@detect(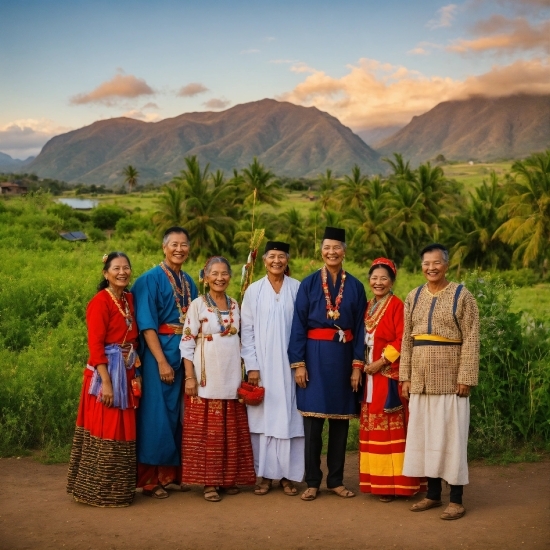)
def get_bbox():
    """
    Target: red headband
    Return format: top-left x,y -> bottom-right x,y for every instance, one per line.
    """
371,257 -> 396,275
